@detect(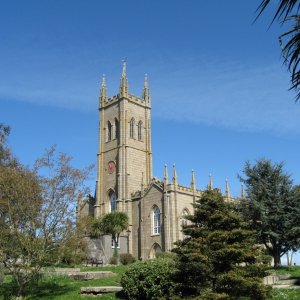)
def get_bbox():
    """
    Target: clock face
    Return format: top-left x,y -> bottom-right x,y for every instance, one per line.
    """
107,161 -> 116,174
